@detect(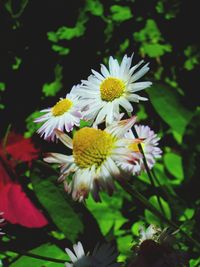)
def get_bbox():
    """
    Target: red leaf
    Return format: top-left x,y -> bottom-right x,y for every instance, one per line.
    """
1,132 -> 39,165
0,182 -> 48,228
0,161 -> 48,228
